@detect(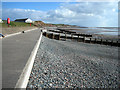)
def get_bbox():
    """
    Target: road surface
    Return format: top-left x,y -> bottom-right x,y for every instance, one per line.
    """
2,28 -> 41,88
